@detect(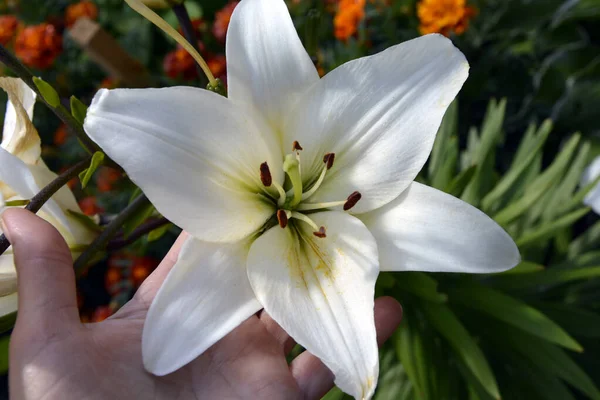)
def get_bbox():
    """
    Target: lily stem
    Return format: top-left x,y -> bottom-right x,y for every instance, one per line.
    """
0,44 -> 100,155
74,194 -> 151,275
172,3 -> 208,88
106,217 -> 170,251
0,156 -> 93,256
